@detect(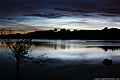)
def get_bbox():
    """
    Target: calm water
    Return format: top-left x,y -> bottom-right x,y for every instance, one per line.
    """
0,39 -> 120,80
